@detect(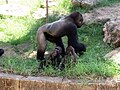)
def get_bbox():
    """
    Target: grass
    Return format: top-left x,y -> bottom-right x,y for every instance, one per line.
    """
0,23 -> 120,78
0,56 -> 39,75
96,0 -> 120,7
56,0 -> 120,14
0,0 -> 120,79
